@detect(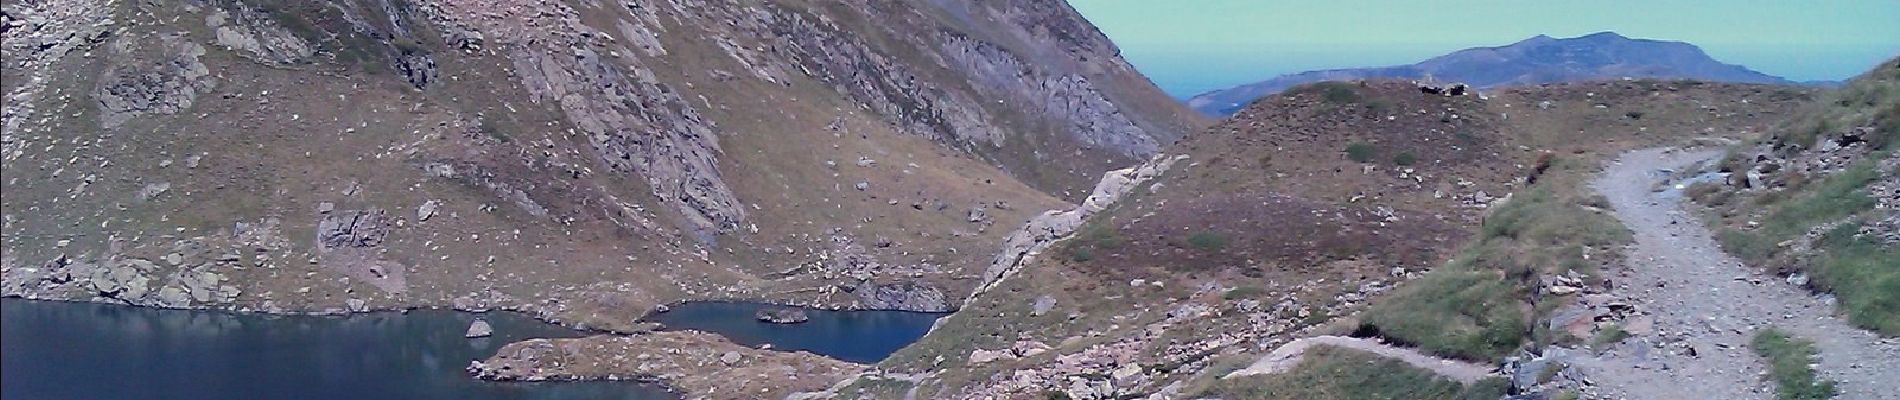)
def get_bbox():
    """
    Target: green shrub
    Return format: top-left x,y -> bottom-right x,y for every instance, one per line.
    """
1187,231 -> 1229,251
1393,151 -> 1418,166
1751,329 -> 1840,400
1345,143 -> 1377,163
